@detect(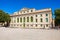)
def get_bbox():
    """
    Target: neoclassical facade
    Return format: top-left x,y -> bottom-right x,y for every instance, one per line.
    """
10,8 -> 54,29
